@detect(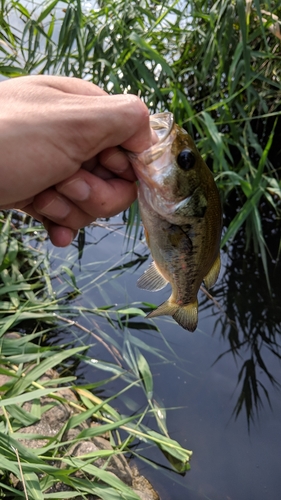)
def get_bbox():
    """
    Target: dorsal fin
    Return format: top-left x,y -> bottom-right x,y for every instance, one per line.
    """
137,261 -> 169,291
